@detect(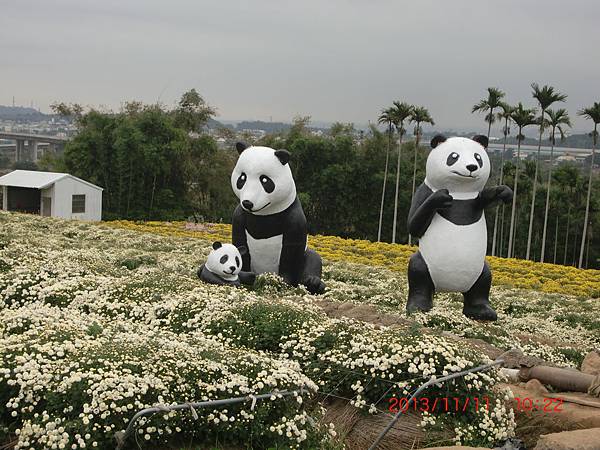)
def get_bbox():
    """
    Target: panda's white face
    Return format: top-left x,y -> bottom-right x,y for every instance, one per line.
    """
231,145 -> 297,216
205,242 -> 242,281
425,137 -> 490,195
